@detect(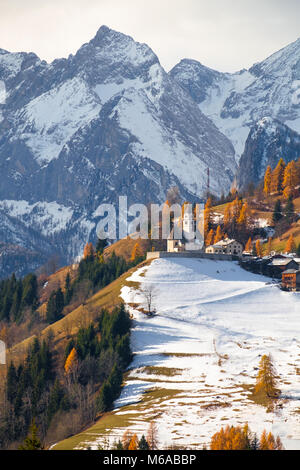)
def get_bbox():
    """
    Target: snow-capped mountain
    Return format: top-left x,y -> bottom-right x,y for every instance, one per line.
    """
2,27 -> 300,277
236,117 -> 300,190
0,26 -> 236,277
170,38 -> 300,163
